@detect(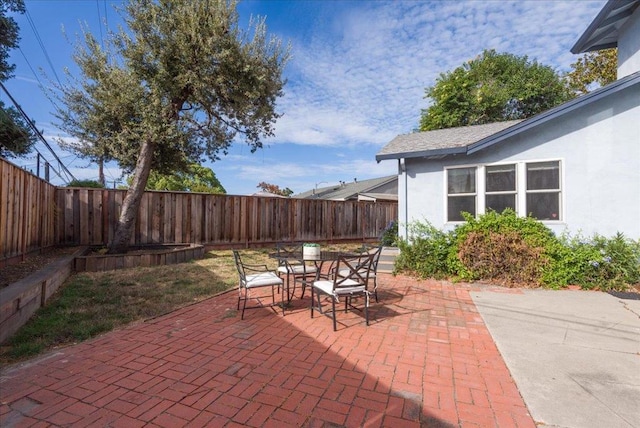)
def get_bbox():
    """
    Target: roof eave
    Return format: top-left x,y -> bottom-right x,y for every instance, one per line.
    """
571,0 -> 638,53
375,146 -> 466,162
